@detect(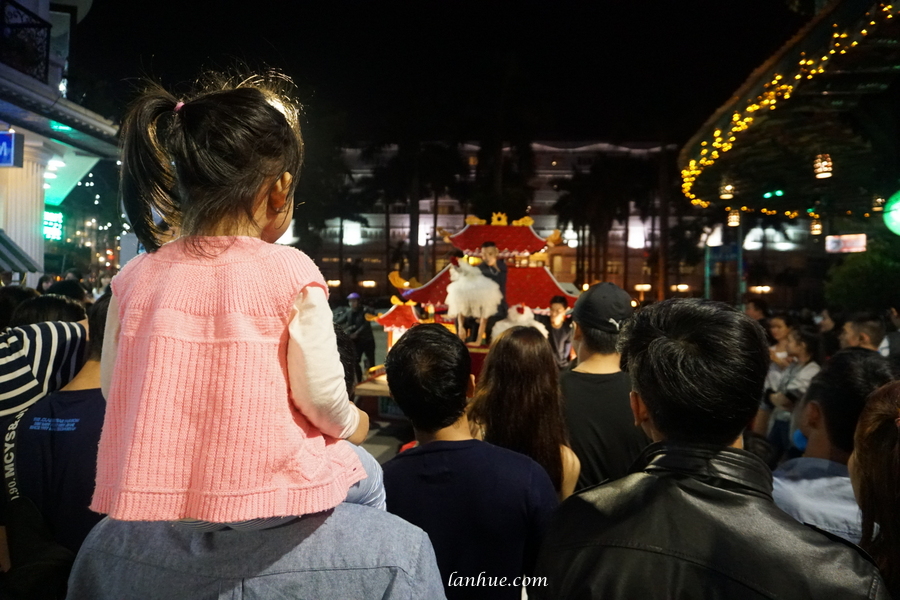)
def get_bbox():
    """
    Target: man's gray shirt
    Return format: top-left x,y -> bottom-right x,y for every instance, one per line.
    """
66,503 -> 446,600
